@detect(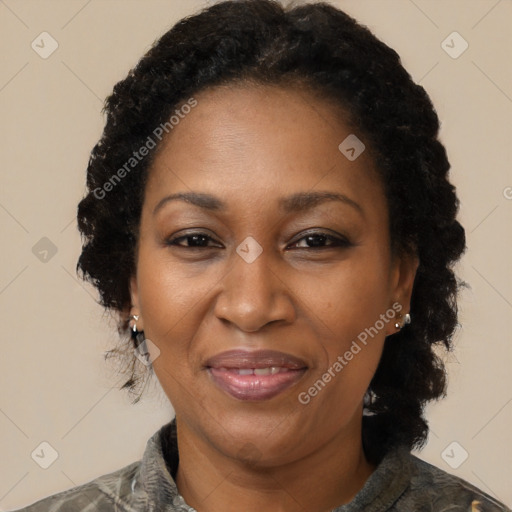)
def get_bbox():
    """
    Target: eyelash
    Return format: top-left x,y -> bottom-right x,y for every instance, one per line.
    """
165,231 -> 352,250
